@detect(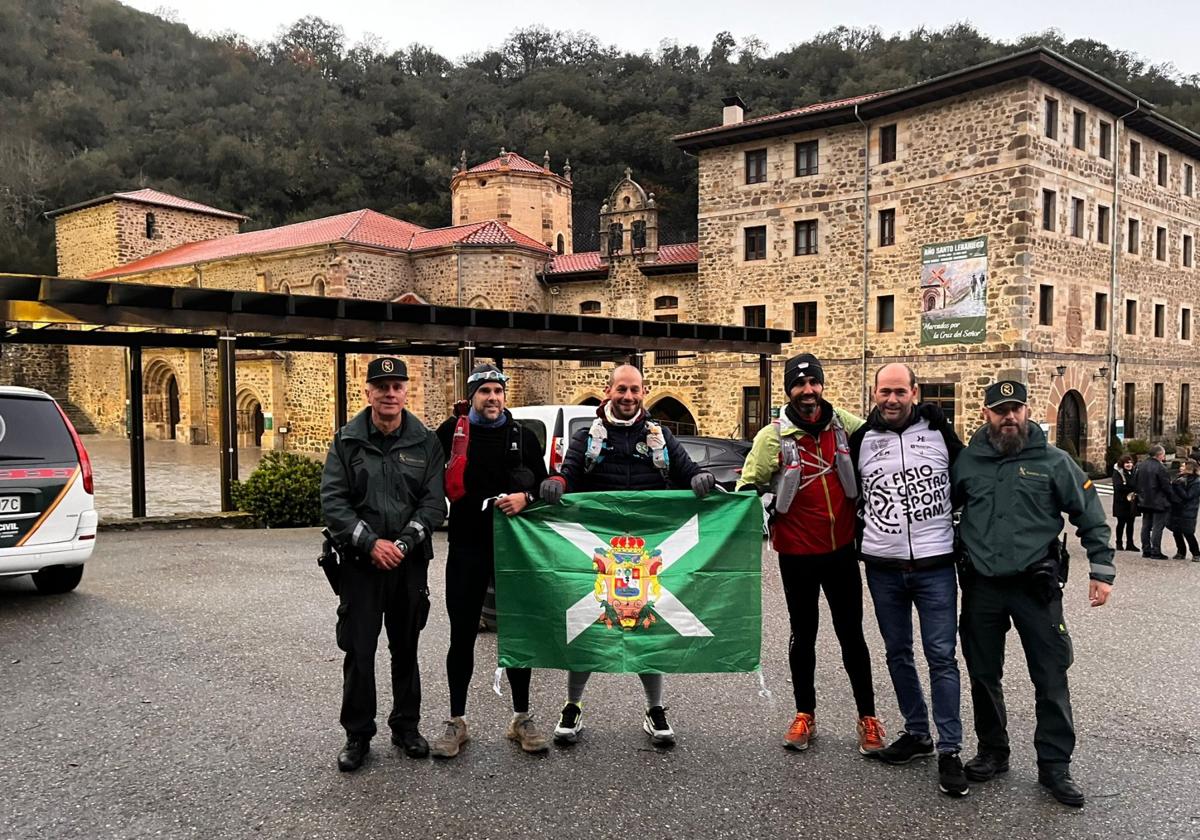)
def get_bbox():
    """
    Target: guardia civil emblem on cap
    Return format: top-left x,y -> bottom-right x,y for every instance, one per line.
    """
1000,382 -> 1014,397
382,359 -> 395,373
